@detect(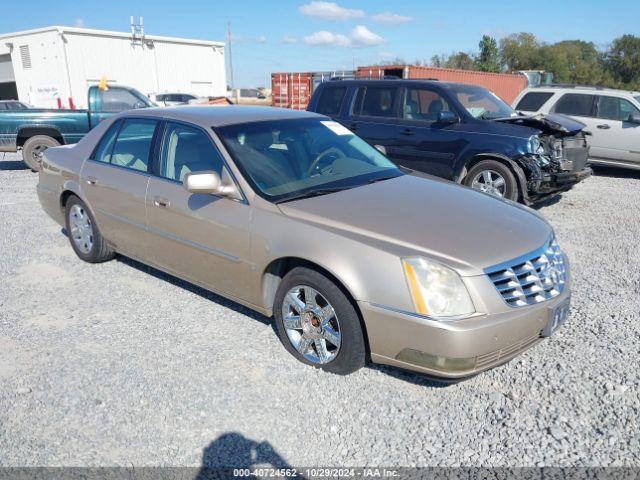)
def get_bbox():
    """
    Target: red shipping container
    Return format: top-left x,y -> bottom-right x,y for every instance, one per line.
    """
356,65 -> 526,104
271,72 -> 312,110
